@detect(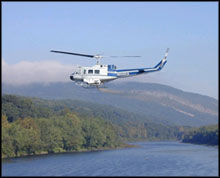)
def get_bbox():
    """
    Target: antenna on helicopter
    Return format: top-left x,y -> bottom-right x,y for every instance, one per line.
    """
50,50 -> 141,65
